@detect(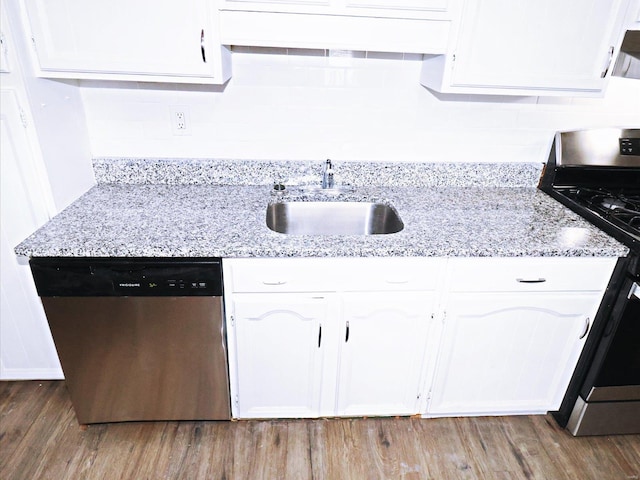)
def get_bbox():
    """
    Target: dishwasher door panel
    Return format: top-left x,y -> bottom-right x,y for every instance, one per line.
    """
42,296 -> 230,423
